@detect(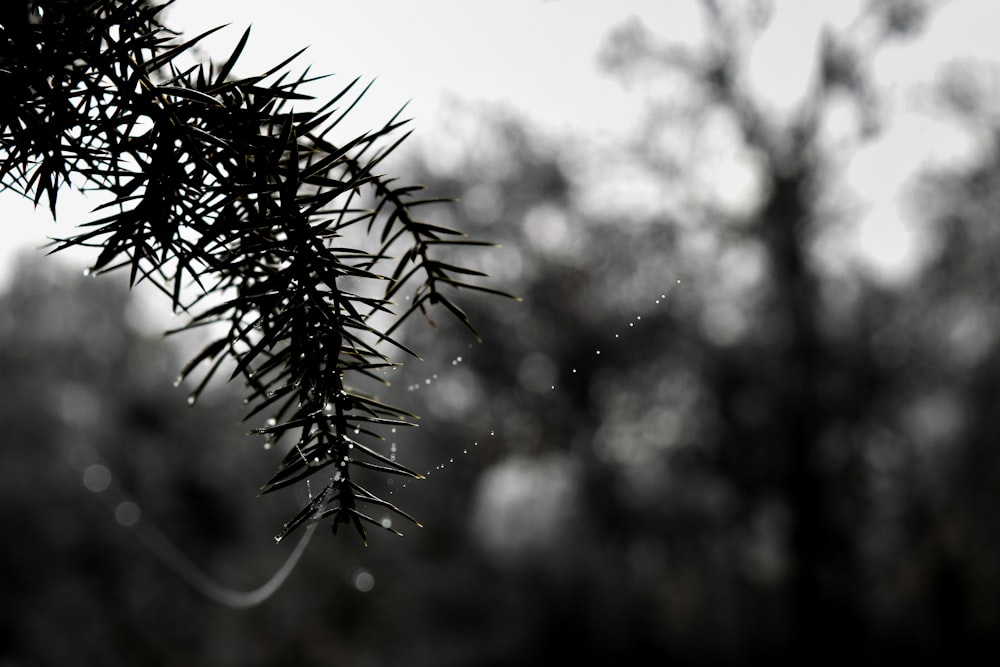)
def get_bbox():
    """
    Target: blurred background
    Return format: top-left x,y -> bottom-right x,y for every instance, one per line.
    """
4,0 -> 1000,664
